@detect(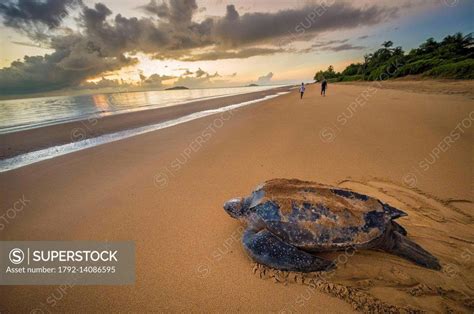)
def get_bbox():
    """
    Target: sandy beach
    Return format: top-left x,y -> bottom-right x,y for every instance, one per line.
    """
1,82 -> 473,312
